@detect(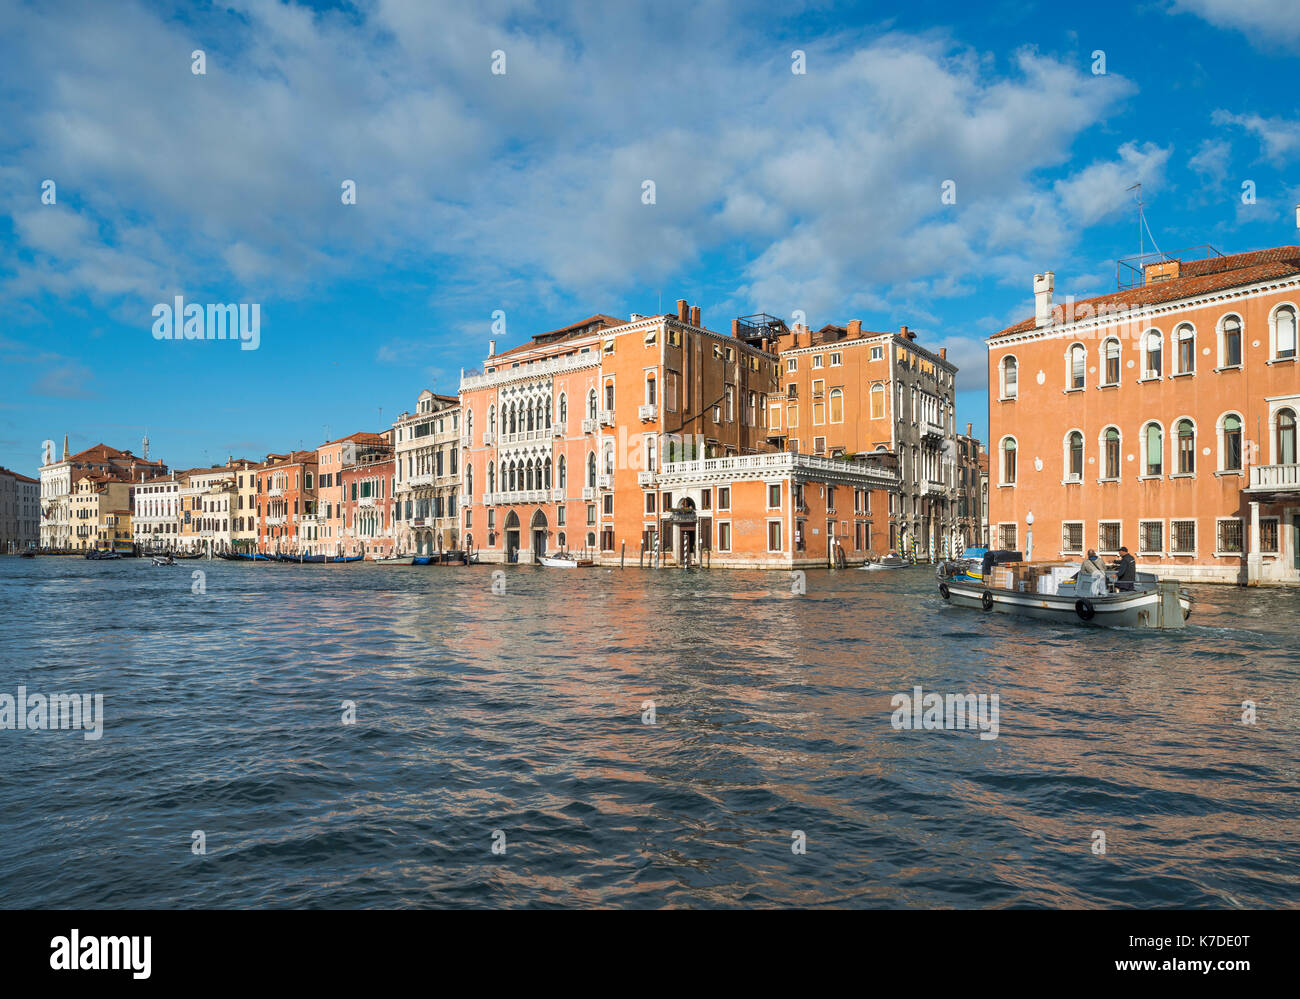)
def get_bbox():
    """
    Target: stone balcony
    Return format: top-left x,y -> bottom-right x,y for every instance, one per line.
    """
1247,463 -> 1300,493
